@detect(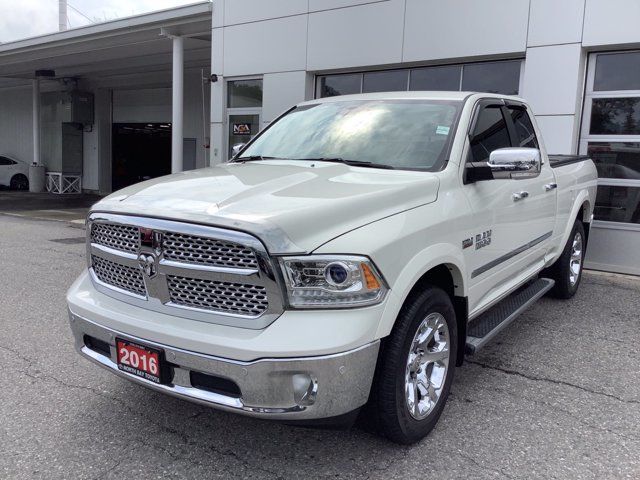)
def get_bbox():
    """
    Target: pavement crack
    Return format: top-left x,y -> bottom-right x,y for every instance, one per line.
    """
468,360 -> 640,405
4,355 -> 284,479
457,450 -> 514,479
490,383 -> 640,443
